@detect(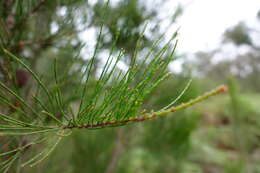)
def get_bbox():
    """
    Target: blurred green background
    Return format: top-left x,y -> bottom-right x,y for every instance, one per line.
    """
1,0 -> 260,172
